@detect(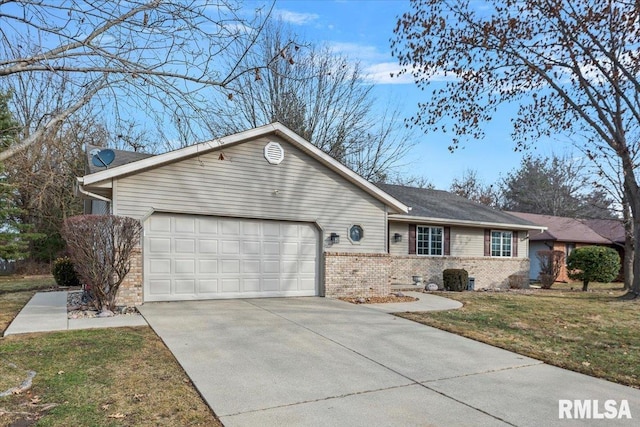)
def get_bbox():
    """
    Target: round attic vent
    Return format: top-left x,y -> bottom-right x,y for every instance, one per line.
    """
264,141 -> 285,165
